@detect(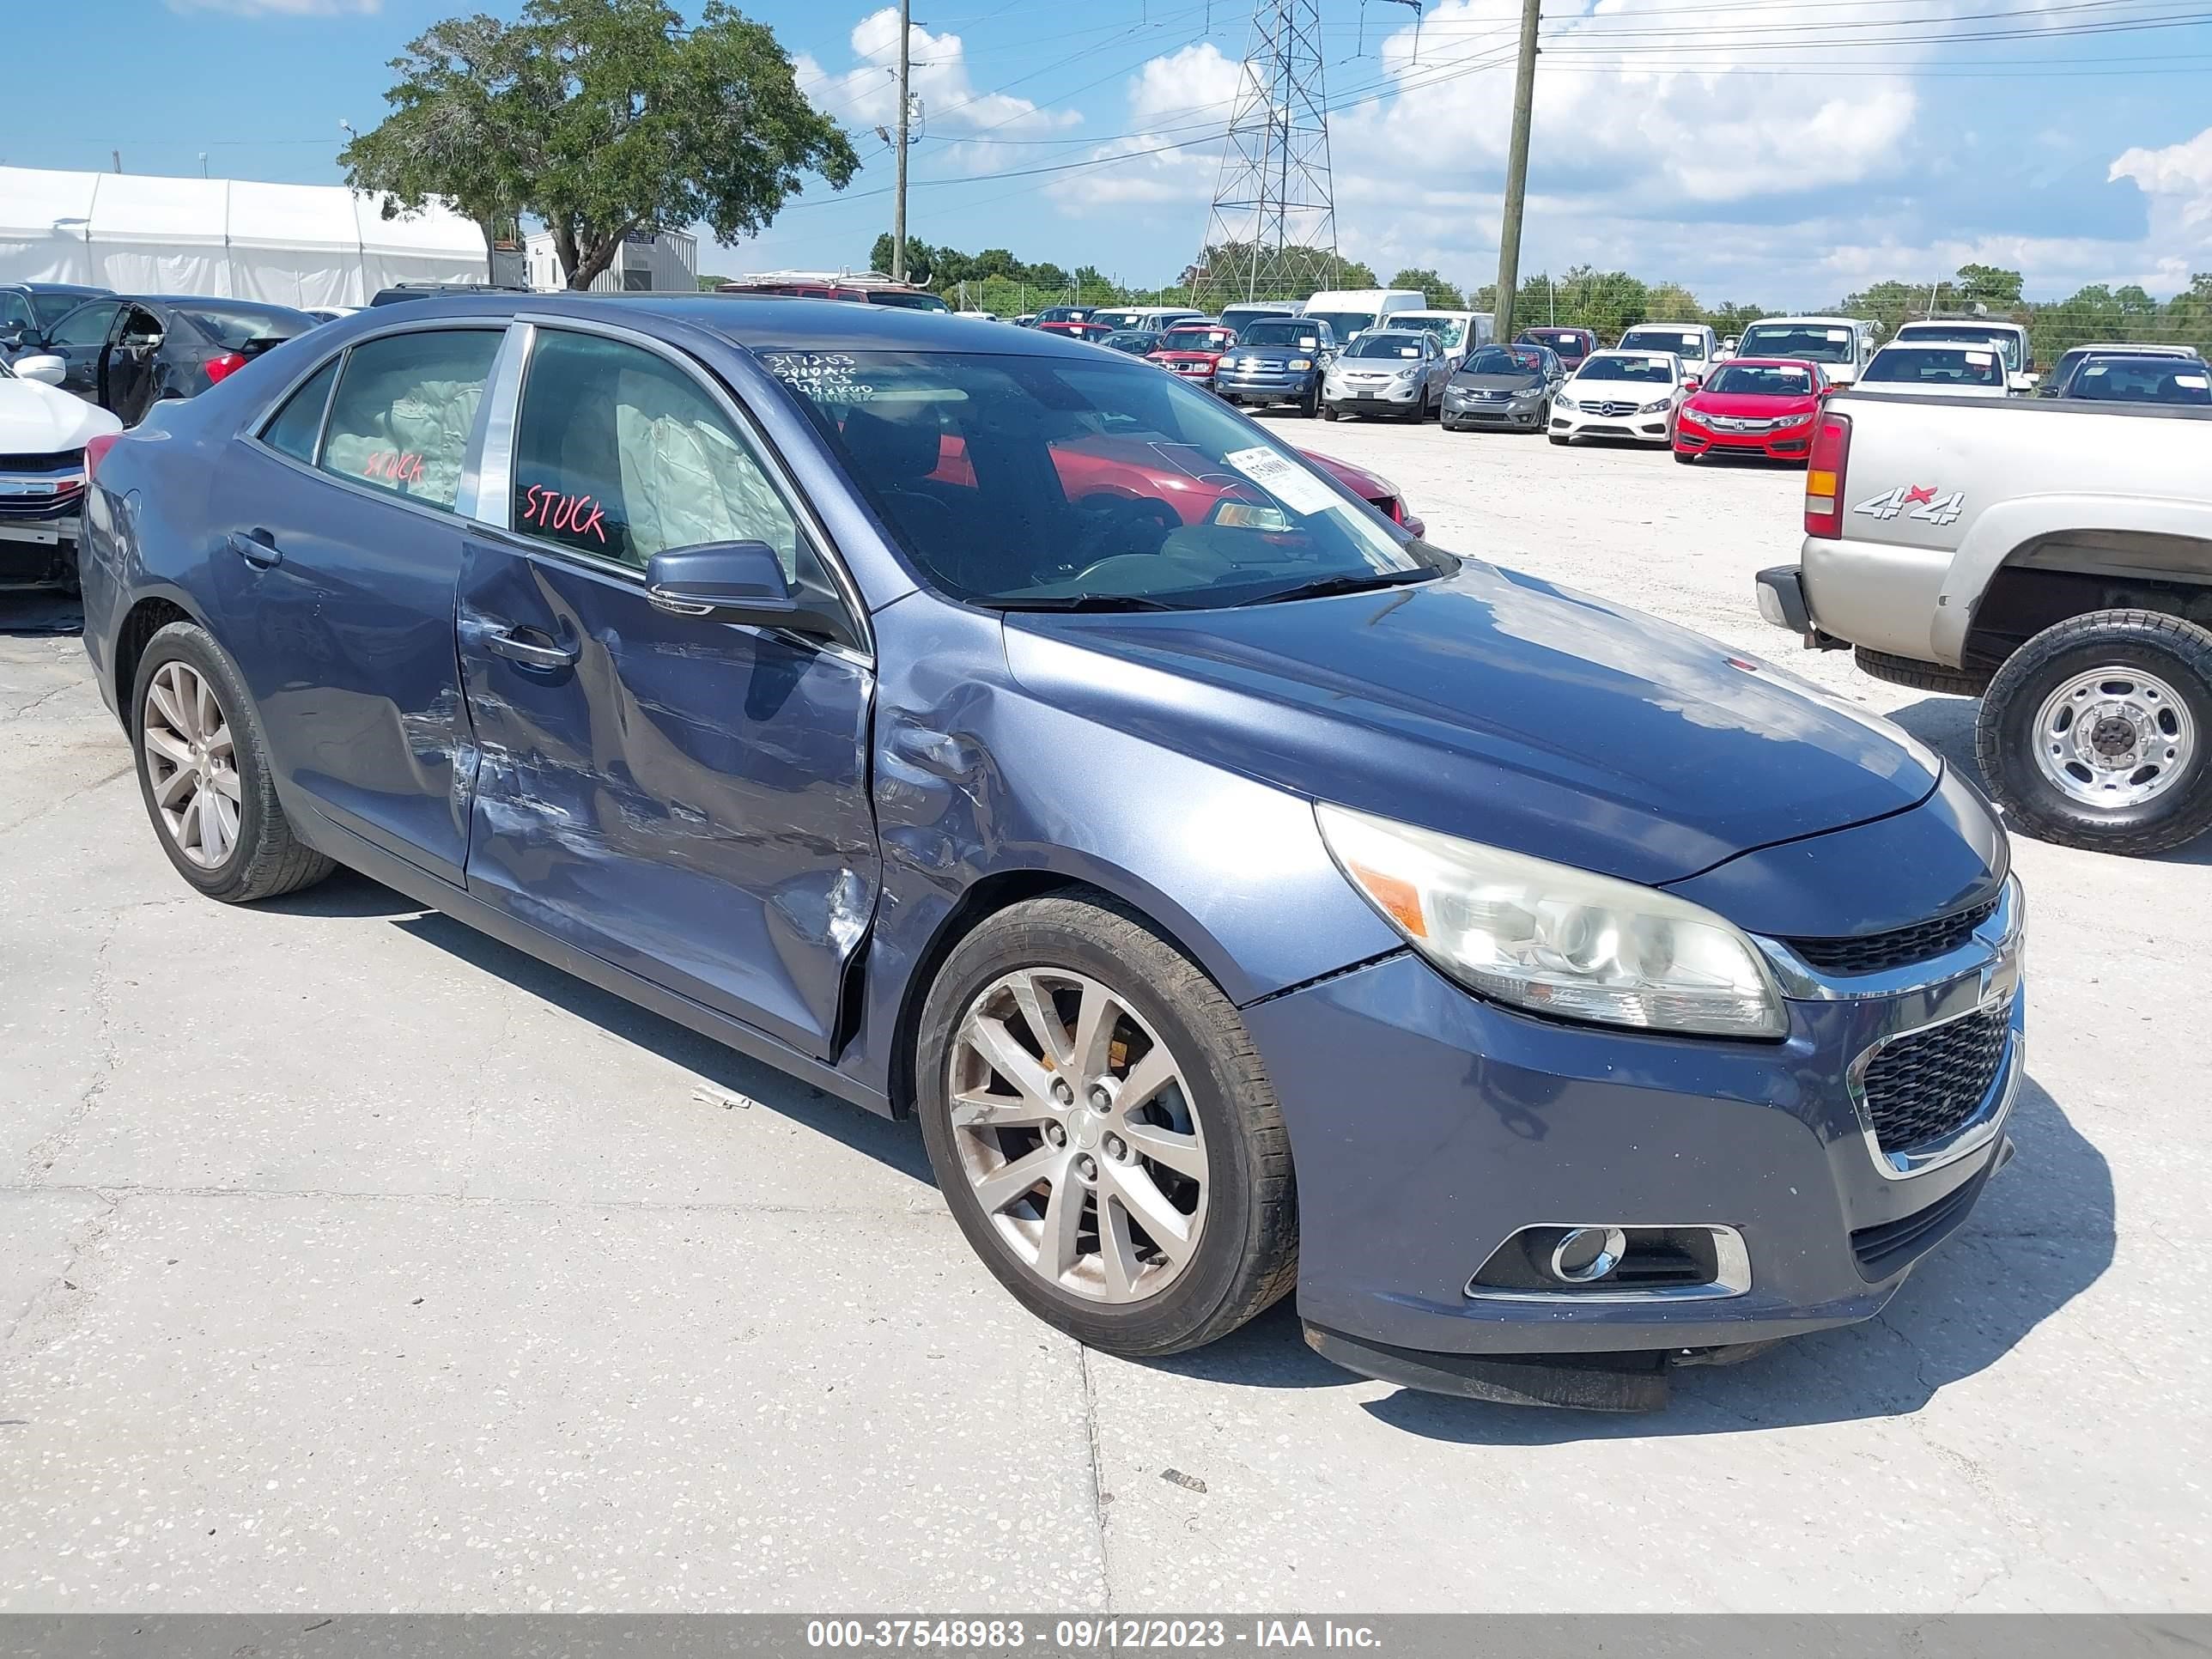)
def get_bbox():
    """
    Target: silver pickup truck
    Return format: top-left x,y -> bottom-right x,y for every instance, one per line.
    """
1756,389 -> 2212,855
